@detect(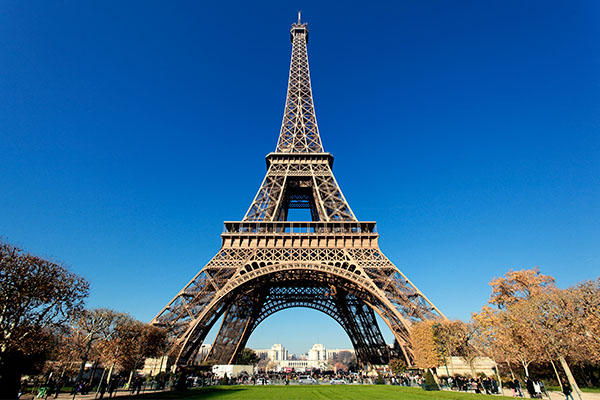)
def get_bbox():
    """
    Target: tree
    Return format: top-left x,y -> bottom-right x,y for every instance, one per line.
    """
389,358 -> 406,374
480,268 -> 587,395
336,351 -> 355,366
71,308 -> 122,383
0,240 -> 89,398
509,288 -> 587,395
239,348 -> 260,366
330,350 -> 355,371
479,268 -> 557,377
334,362 -> 347,372
96,313 -> 140,384
435,320 -> 479,376
471,306 -> 522,379
266,361 -> 276,371
568,279 -> 600,353
120,323 -> 166,387
488,267 -> 555,309
410,321 -> 442,369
